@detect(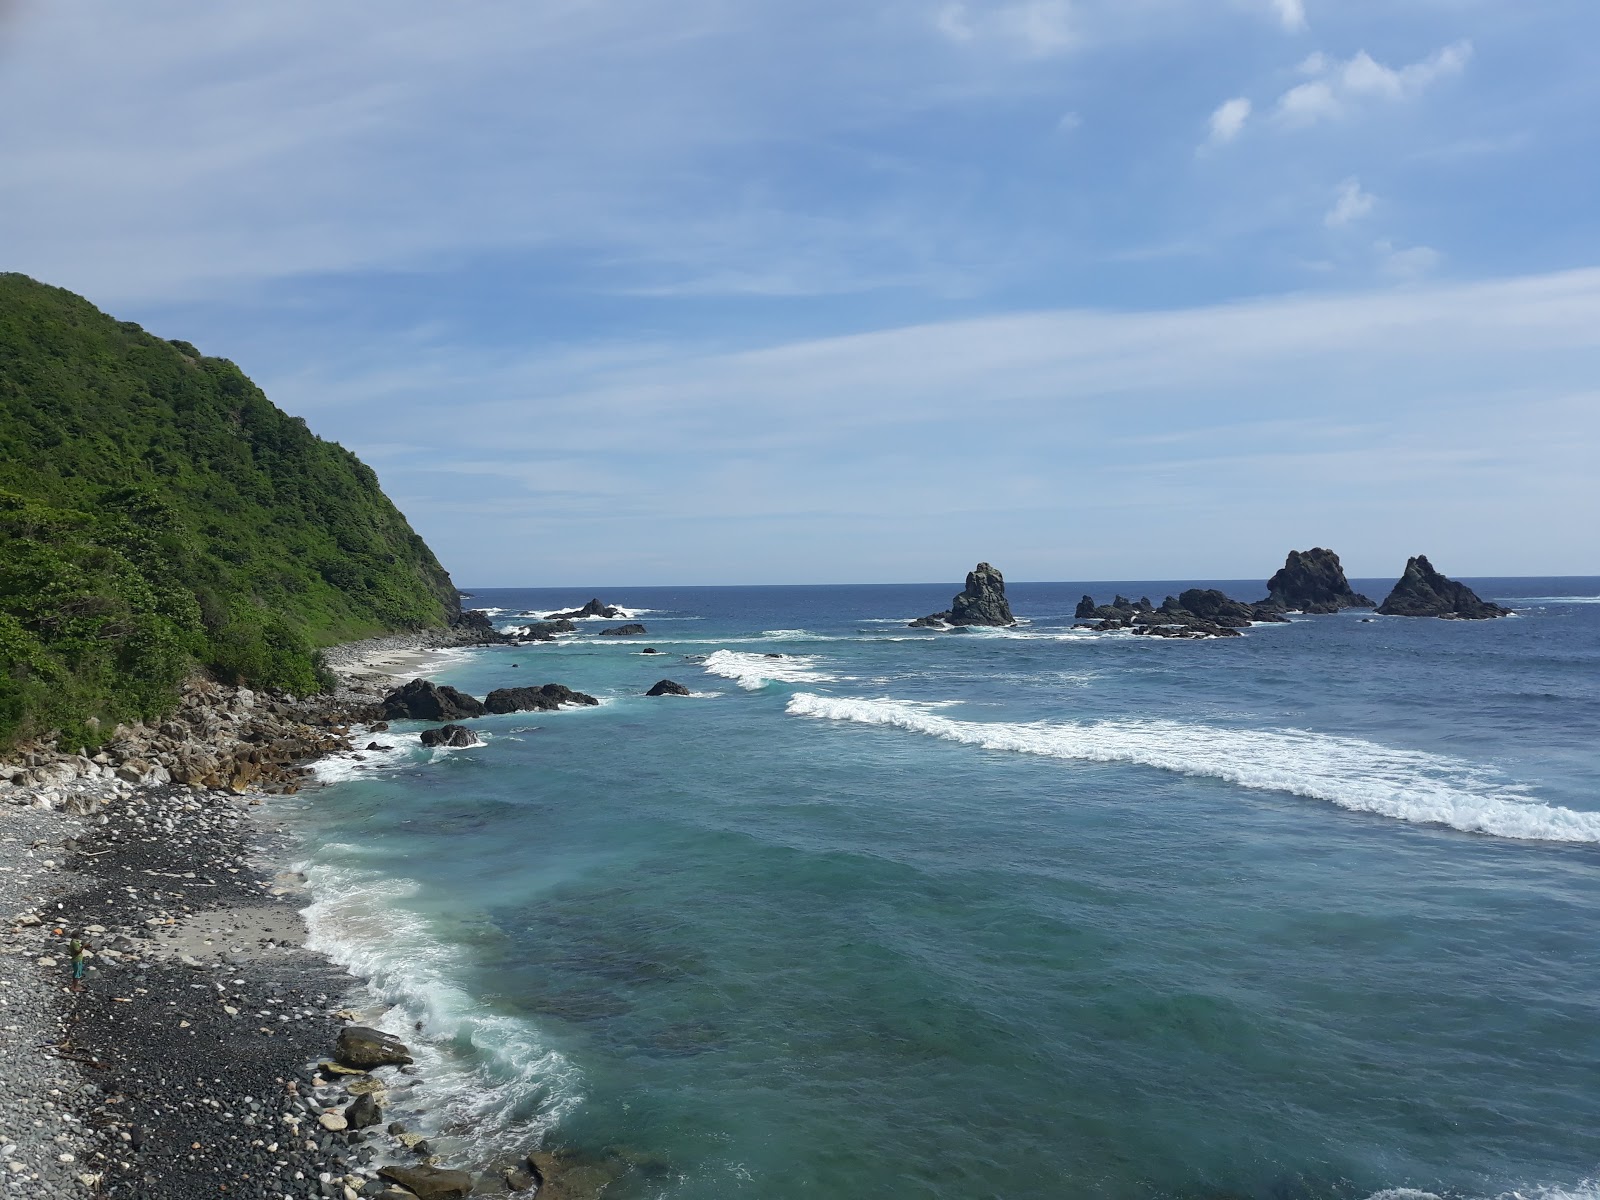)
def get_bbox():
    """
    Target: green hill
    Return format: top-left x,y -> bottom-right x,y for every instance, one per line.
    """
0,273 -> 459,750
